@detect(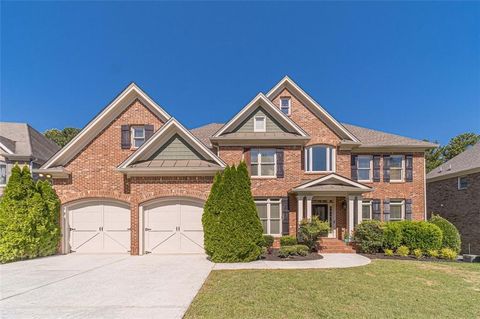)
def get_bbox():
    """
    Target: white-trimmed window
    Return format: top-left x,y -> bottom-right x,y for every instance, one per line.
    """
254,116 -> 266,132
255,199 -> 282,235
131,126 -> 146,148
390,155 -> 404,182
357,155 -> 372,181
390,200 -> 404,221
305,145 -> 335,172
458,176 -> 468,190
362,200 -> 372,220
280,98 -> 291,115
251,149 -> 276,177
0,162 -> 6,186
